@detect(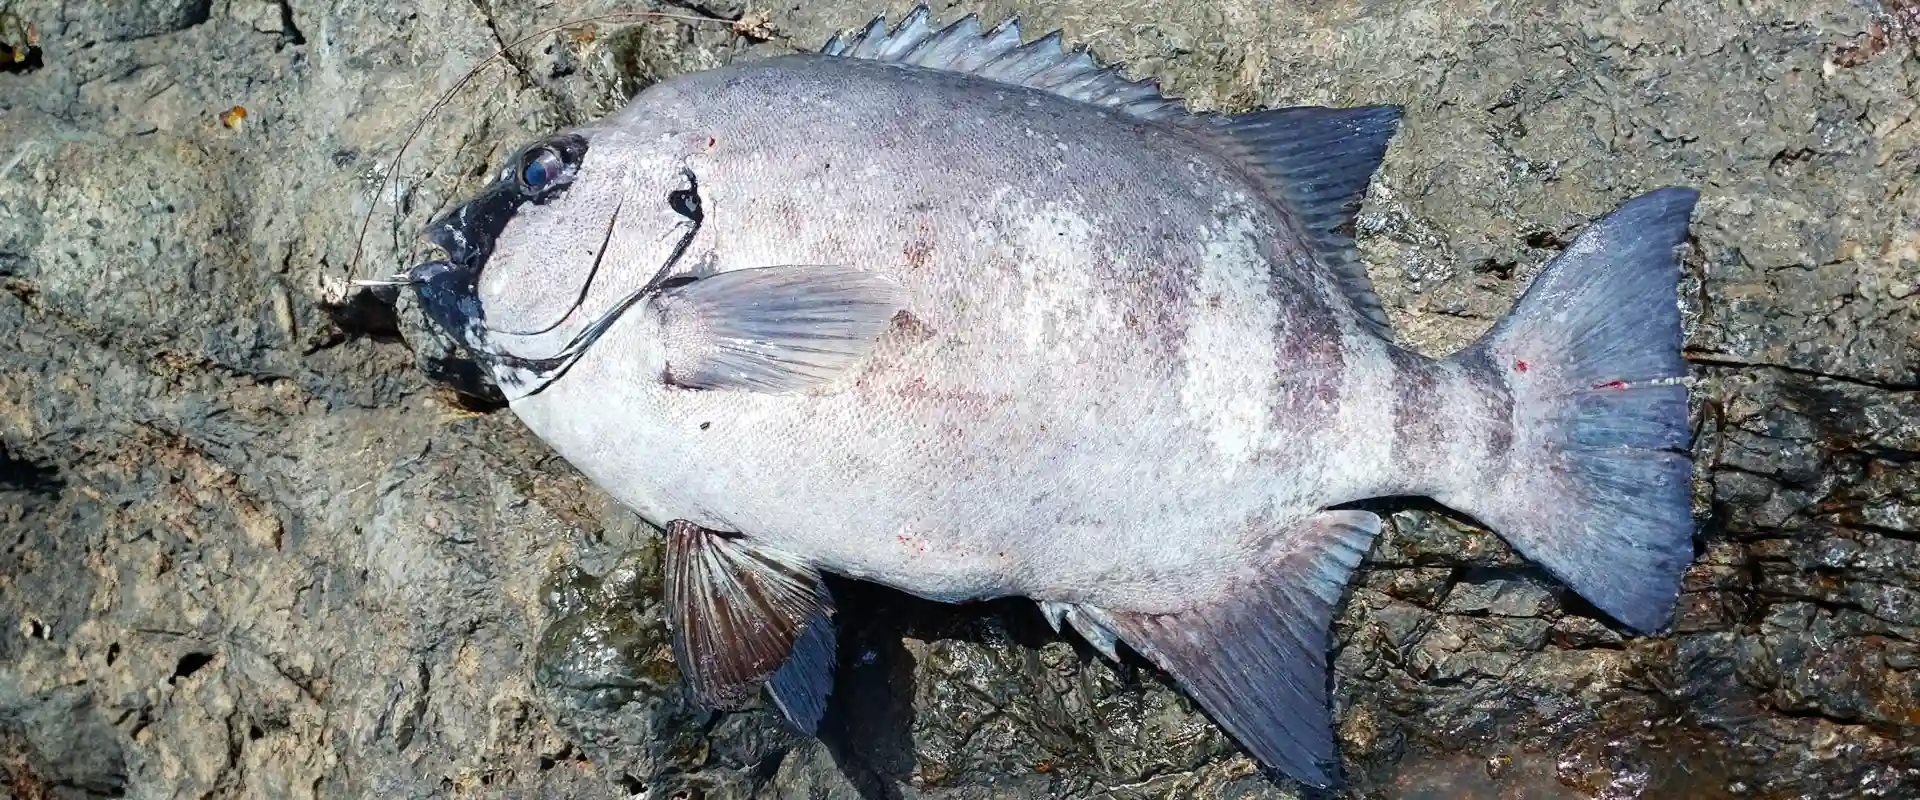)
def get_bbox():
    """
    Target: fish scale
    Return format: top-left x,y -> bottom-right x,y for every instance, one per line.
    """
399,5 -> 1701,789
